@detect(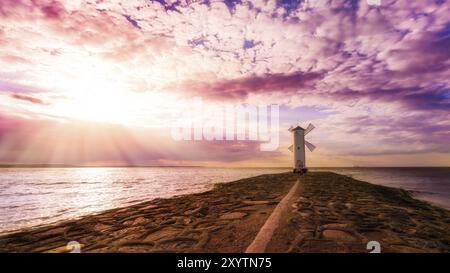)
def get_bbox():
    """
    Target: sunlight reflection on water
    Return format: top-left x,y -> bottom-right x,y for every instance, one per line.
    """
0,167 -> 287,233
